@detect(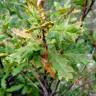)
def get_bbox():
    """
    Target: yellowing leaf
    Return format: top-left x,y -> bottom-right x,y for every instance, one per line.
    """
72,9 -> 81,14
0,53 -> 8,57
12,28 -> 31,39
